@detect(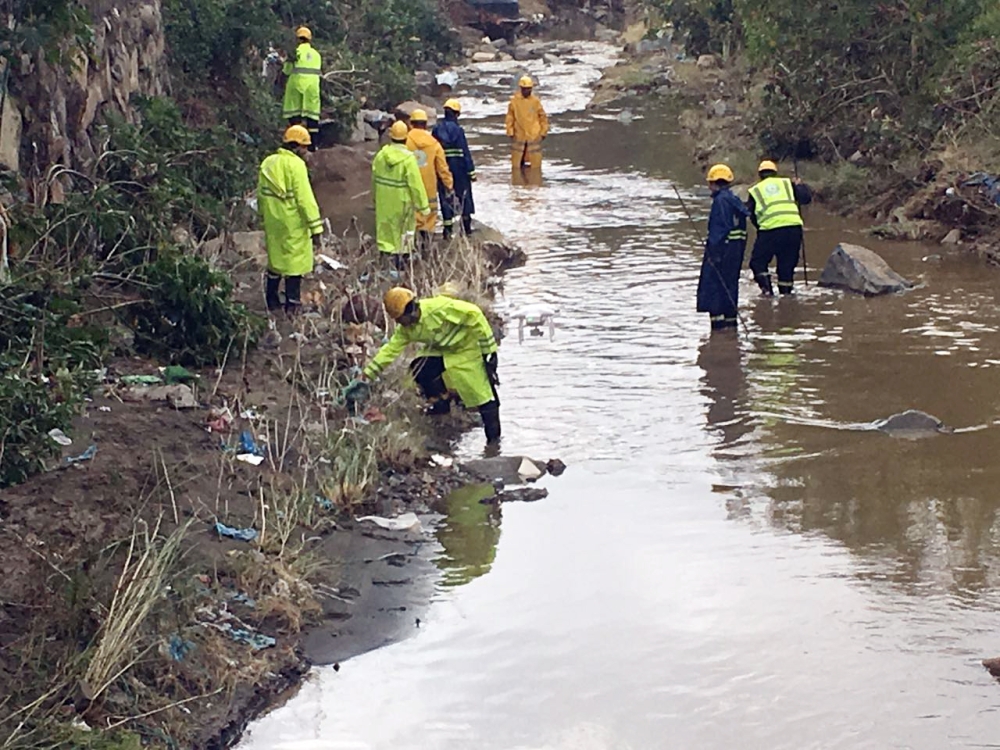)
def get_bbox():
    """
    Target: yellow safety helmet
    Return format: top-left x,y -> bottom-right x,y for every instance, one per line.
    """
758,159 -> 778,173
707,163 -> 734,183
389,120 -> 409,141
283,124 -> 312,146
519,75 -> 534,88
296,26 -> 312,41
409,109 -> 428,123
383,287 -> 416,321
444,98 -> 462,113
